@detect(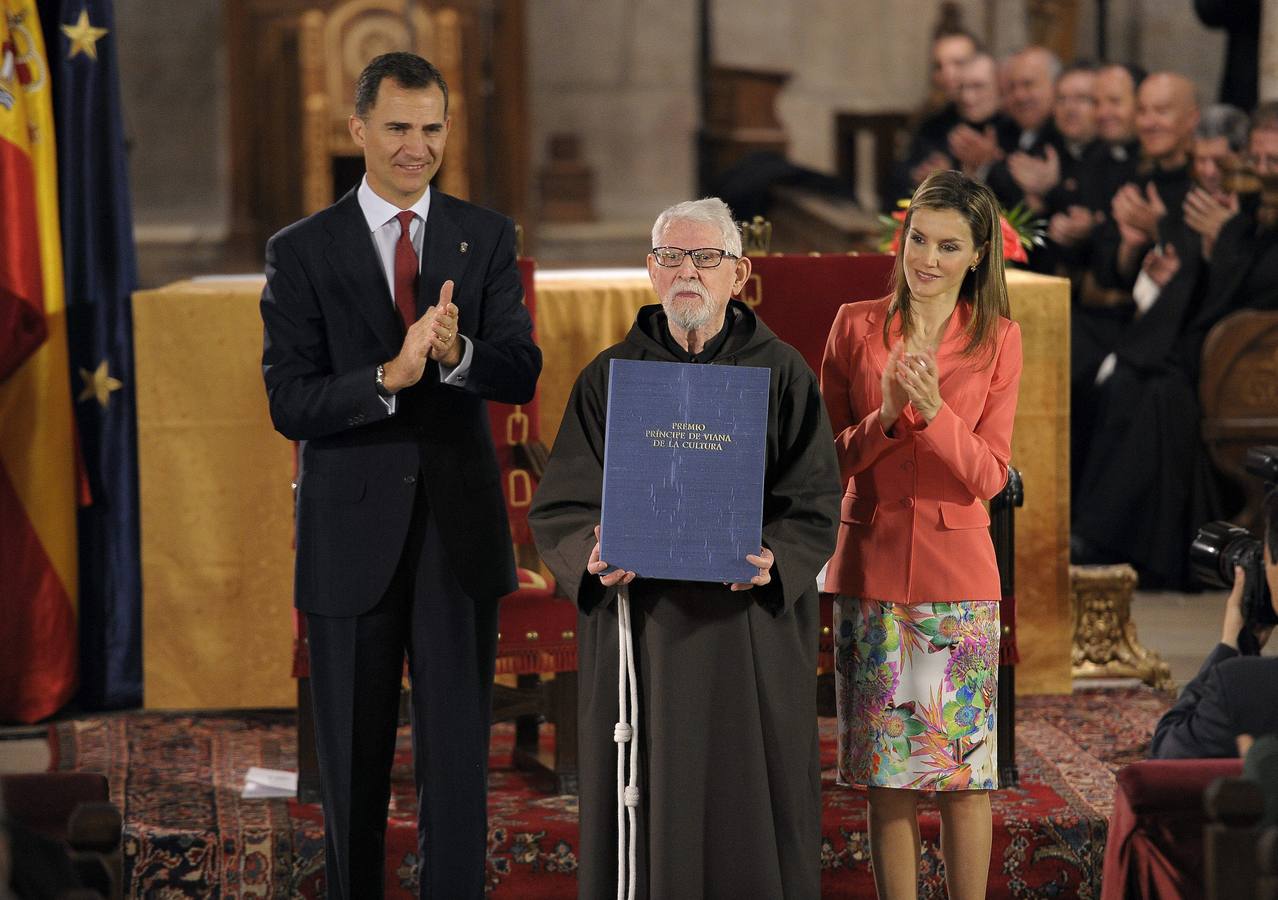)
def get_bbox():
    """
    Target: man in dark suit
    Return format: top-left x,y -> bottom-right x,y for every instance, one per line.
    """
946,51 -> 1019,182
260,52 -> 541,898
884,28 -> 980,207
1069,73 -> 1203,582
1151,490 -> 1278,759
1007,61 -> 1100,274
983,45 -> 1065,212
